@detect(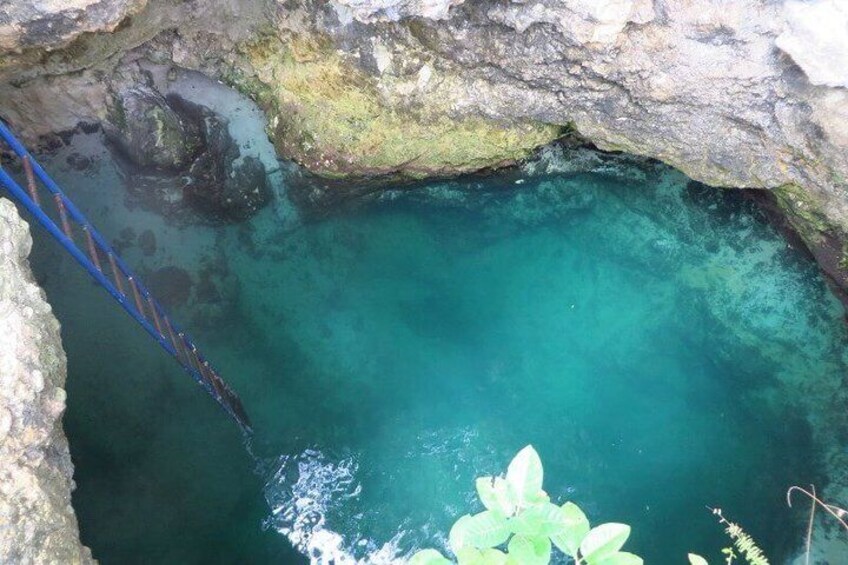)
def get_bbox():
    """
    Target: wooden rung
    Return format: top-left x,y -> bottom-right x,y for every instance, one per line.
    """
128,276 -> 145,319
164,317 -> 181,360
107,252 -> 125,296
22,156 -> 40,207
82,226 -> 102,272
146,295 -> 163,336
53,194 -> 73,241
